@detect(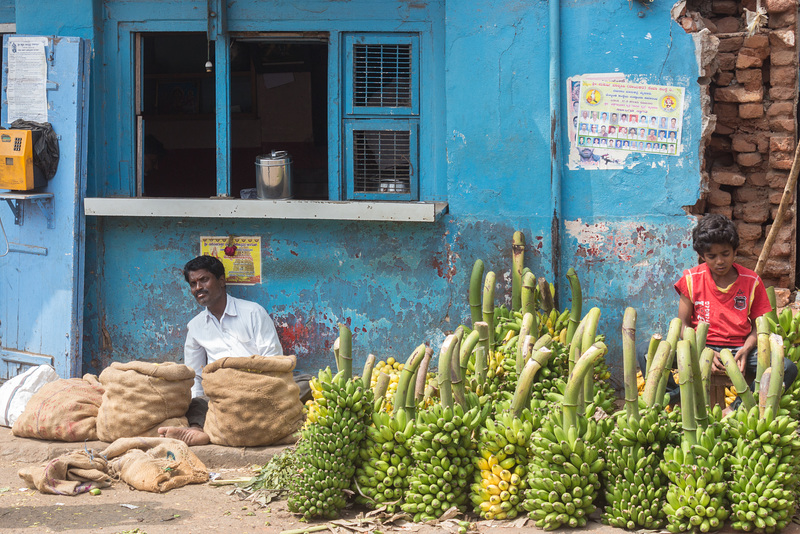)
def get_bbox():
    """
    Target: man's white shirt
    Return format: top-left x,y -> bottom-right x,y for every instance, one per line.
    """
185,295 -> 283,397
